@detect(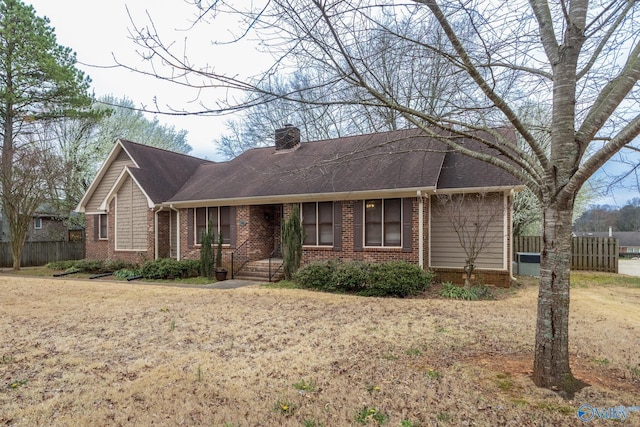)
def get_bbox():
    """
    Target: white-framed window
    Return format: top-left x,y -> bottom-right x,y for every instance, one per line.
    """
98,214 -> 108,240
194,207 -> 231,244
364,198 -> 402,247
34,217 -> 42,230
302,202 -> 333,246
